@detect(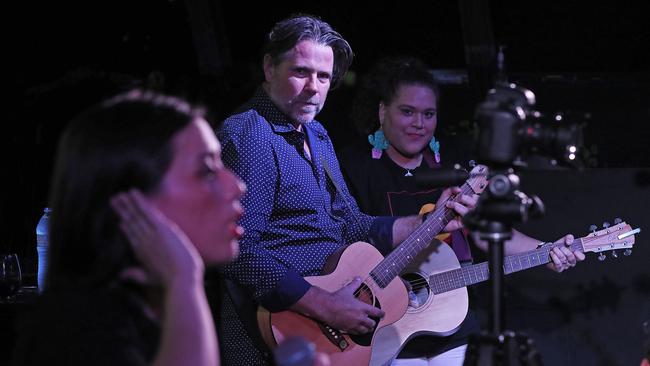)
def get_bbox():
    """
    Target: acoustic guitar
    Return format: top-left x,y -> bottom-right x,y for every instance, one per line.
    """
256,164 -> 489,365
370,220 -> 640,366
